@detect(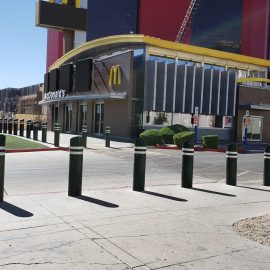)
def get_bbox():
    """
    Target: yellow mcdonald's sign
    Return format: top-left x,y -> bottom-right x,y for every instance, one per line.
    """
49,0 -> 80,8
109,65 -> 121,87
